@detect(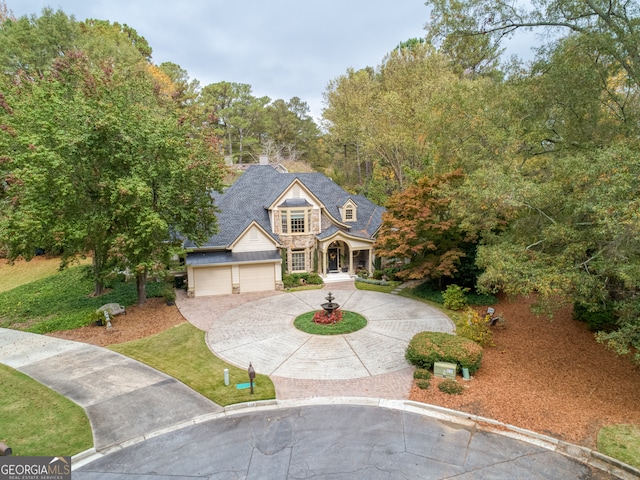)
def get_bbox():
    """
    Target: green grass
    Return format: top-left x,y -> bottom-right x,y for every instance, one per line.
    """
0,363 -> 93,456
109,322 -> 276,406
355,280 -> 401,293
409,282 -> 497,307
0,257 -> 66,294
0,265 -> 165,333
597,424 -> 640,469
293,310 -> 367,335
285,284 -> 324,292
